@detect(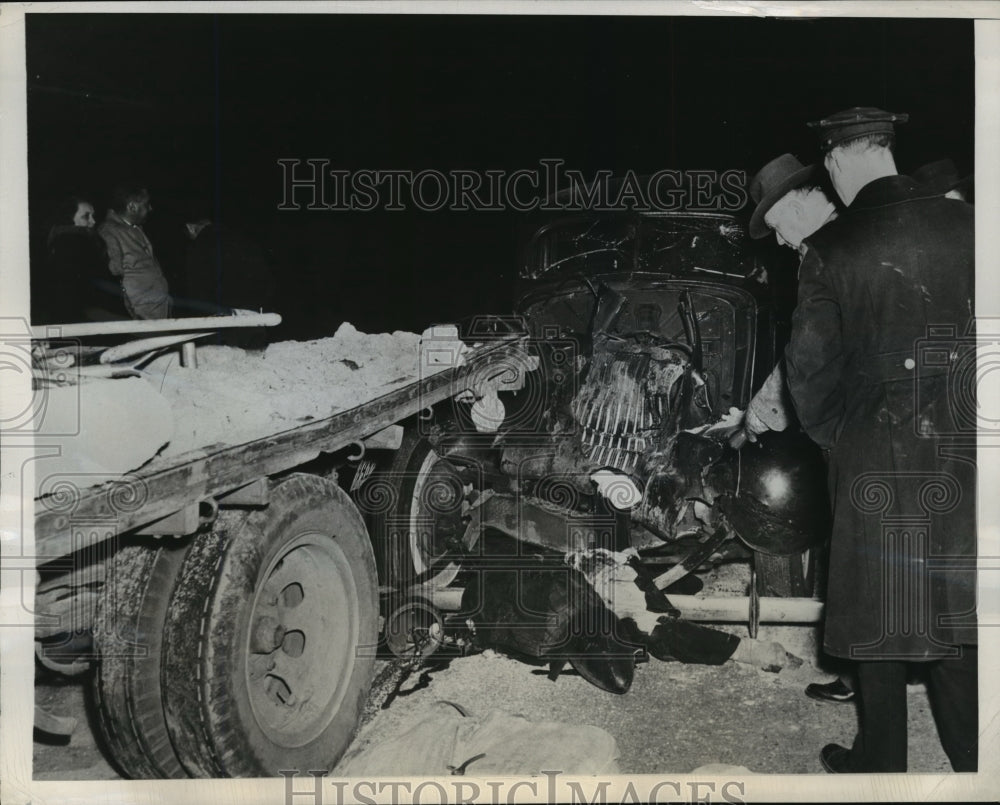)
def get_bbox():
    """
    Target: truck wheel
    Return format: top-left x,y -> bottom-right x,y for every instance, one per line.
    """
359,424 -> 466,585
161,474 -> 379,777
91,540 -> 190,778
753,548 -> 815,598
